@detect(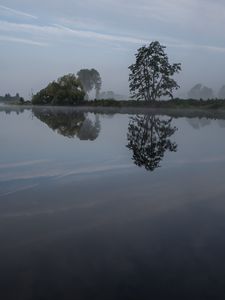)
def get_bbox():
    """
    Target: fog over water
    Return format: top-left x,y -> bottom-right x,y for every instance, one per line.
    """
0,0 -> 225,98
